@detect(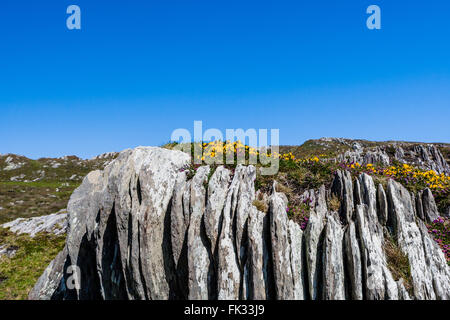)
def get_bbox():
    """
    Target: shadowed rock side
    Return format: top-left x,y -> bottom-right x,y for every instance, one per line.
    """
30,147 -> 450,300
